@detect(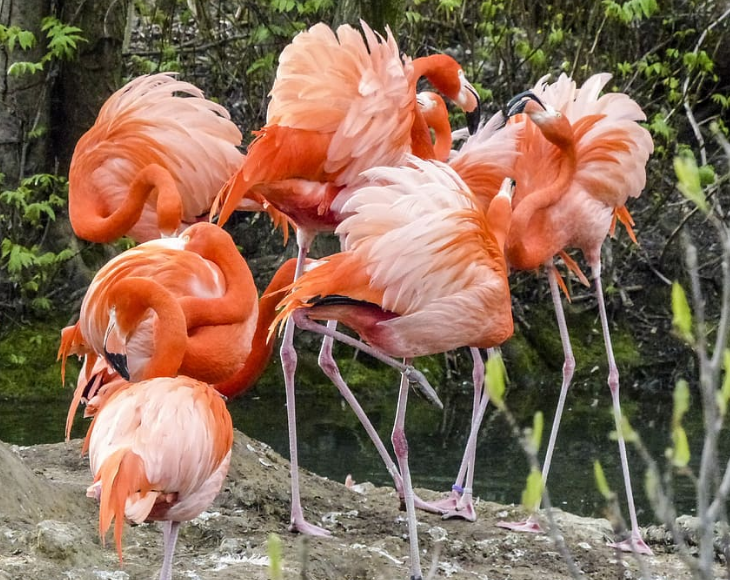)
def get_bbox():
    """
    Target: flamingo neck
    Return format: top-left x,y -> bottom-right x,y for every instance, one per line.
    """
111,277 -> 187,379
214,258 -> 299,398
410,107 -> 437,160
181,225 -> 258,329
412,55 -> 460,102
69,163 -> 182,243
508,140 -> 577,270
